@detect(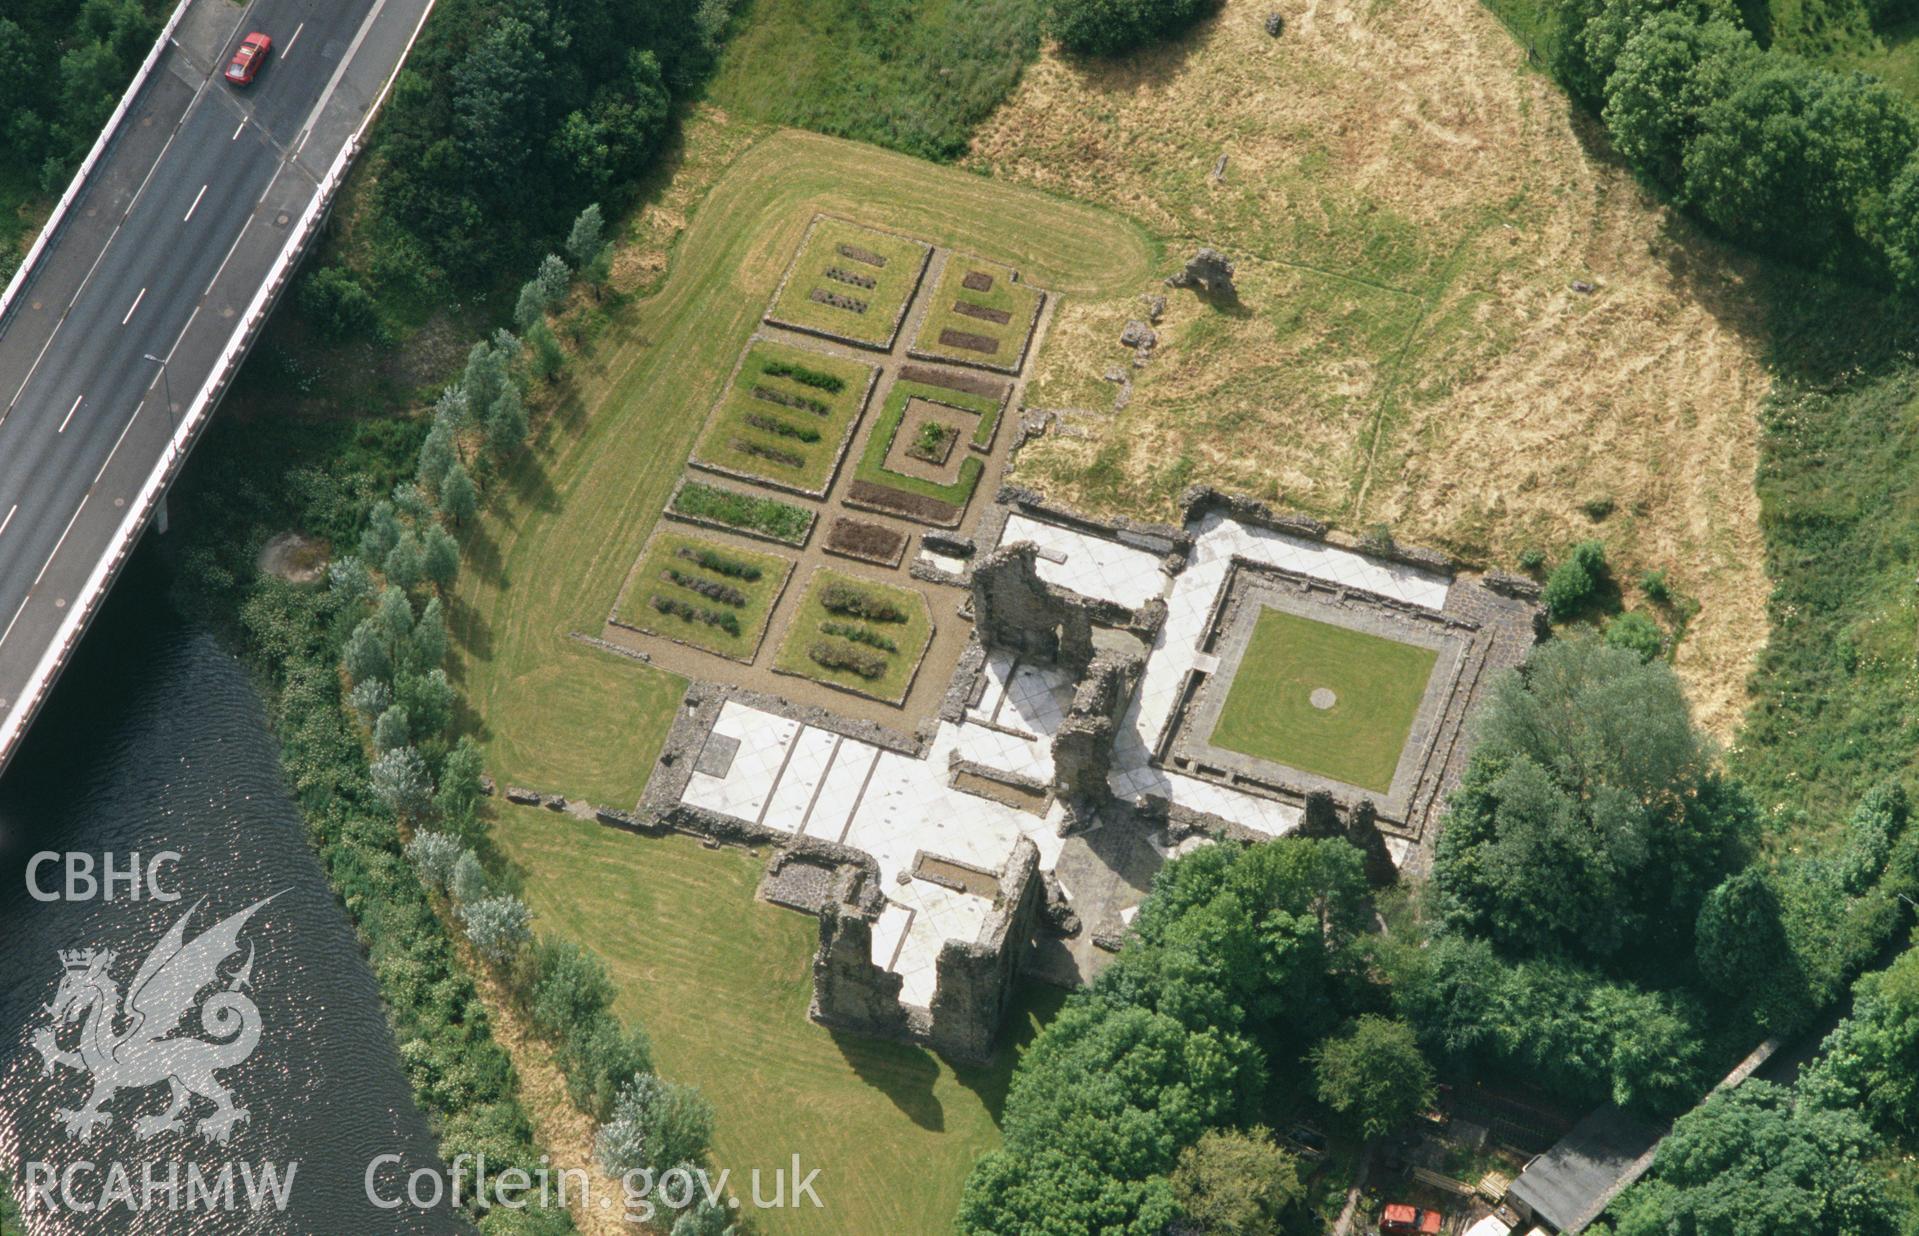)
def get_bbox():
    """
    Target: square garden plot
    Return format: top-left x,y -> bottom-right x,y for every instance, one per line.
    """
844,376 -> 1006,527
691,338 -> 878,497
613,531 -> 794,662
908,256 -> 1044,374
773,568 -> 933,705
764,216 -> 933,351
1207,607 -> 1438,795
